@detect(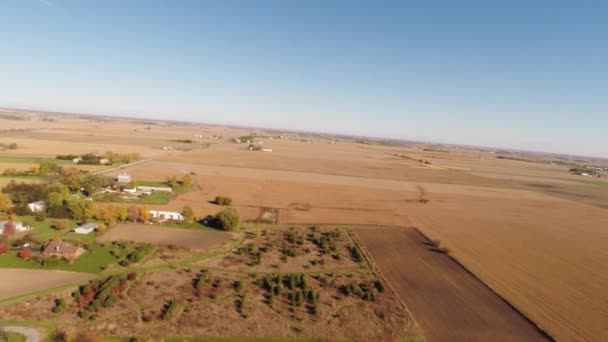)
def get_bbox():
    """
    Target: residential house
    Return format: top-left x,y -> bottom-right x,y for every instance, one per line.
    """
149,210 -> 184,221
74,222 -> 98,235
41,240 -> 84,261
27,200 -> 47,213
99,158 -> 110,165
